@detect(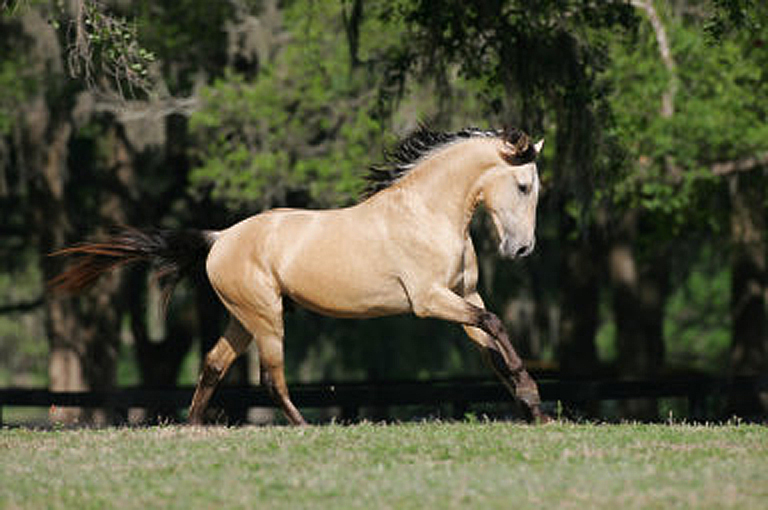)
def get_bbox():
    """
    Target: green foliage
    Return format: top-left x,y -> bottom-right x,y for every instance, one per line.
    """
388,0 -> 636,124
665,255 -> 731,372
597,247 -> 732,372
3,0 -> 768,399
0,257 -> 46,387
60,0 -> 157,97
672,25 -> 768,163
705,0 -> 765,40
0,0 -> 30,16
602,7 -> 768,230
135,0 -> 233,93
0,51 -> 33,135
189,2 -> 398,209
